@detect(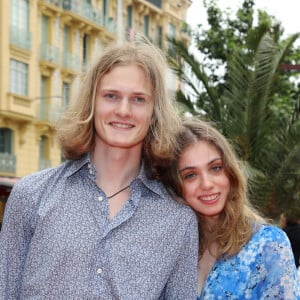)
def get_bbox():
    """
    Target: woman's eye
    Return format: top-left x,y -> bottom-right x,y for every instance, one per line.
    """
182,173 -> 196,180
211,165 -> 222,172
